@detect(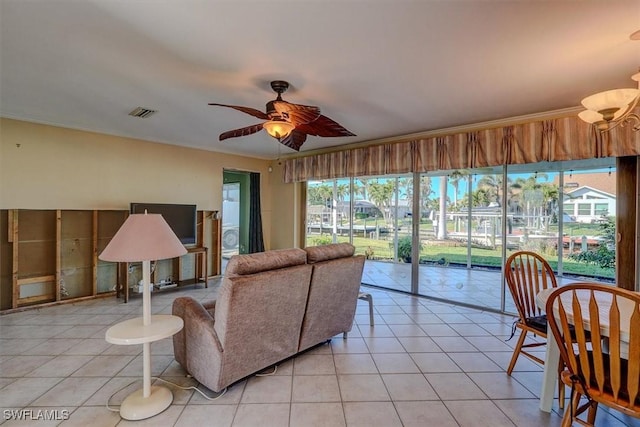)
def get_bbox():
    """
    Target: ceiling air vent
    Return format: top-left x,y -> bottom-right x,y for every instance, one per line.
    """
128,107 -> 157,118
